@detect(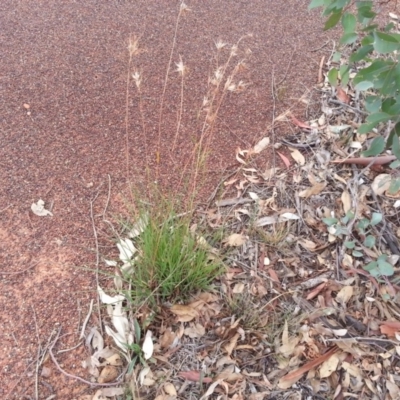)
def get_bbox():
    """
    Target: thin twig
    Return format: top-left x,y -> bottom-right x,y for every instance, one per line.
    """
79,299 -> 94,340
311,39 -> 332,52
276,46 -> 296,87
270,67 -> 277,170
1,262 -> 39,275
32,306 -> 40,400
102,174 -> 112,218
328,98 -> 368,115
90,191 -> 103,335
